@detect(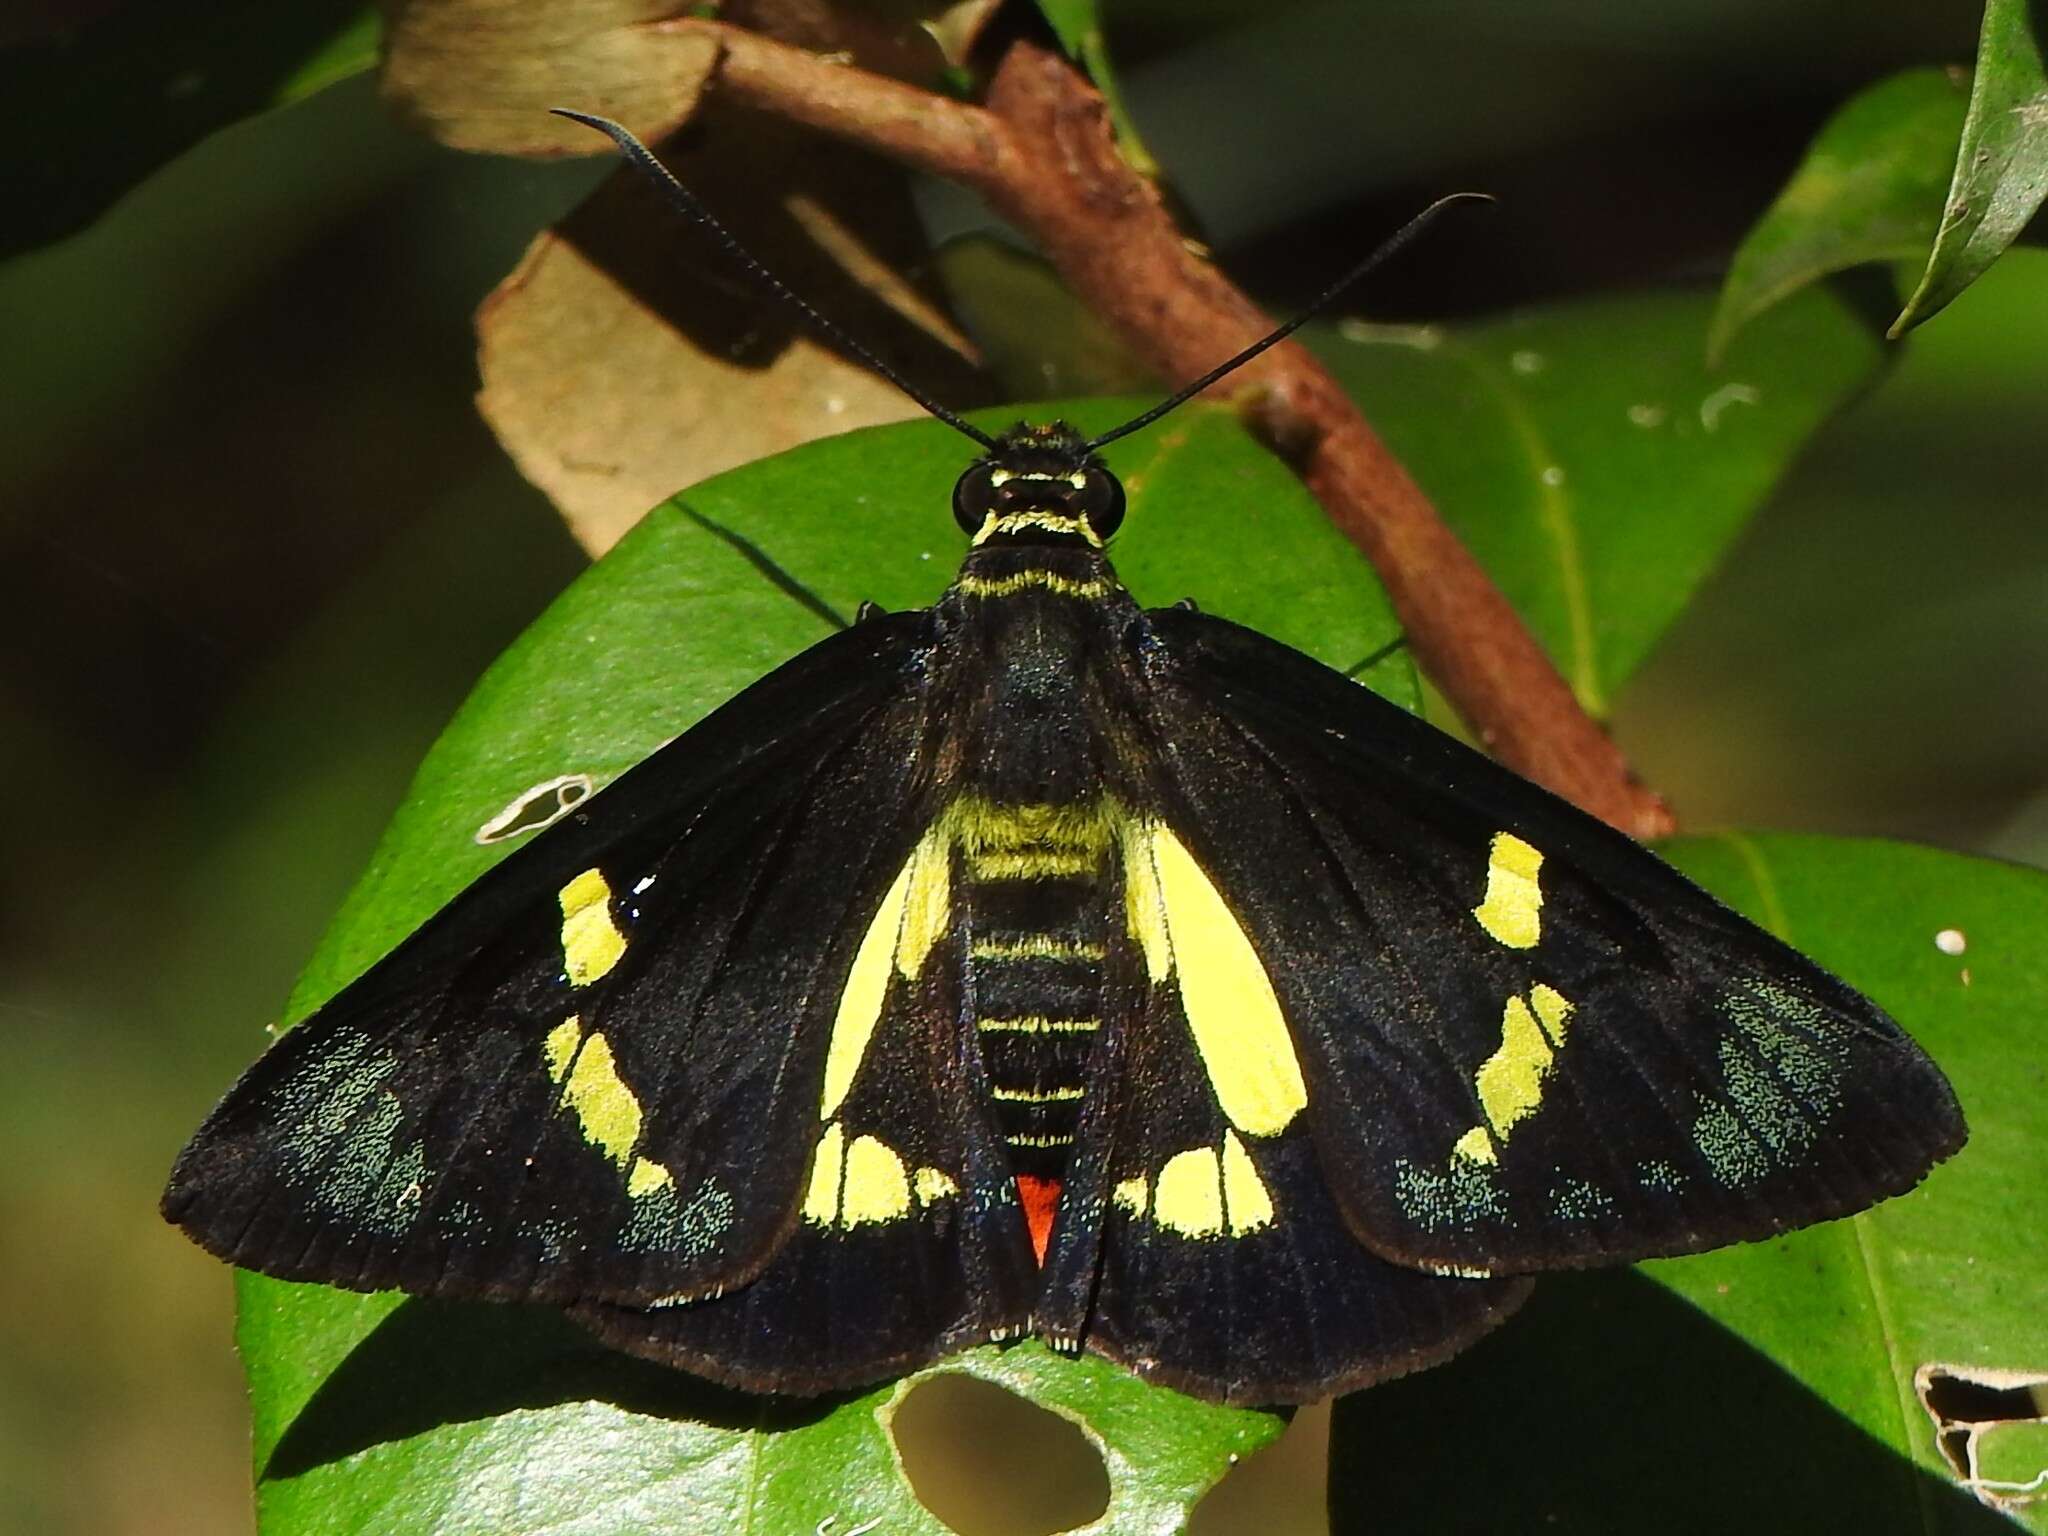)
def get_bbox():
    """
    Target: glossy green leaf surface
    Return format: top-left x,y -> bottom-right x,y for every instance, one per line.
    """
1313,283 -> 1885,715
1894,0 -> 2048,335
0,2 -> 378,260
234,401 -> 1402,1533
1331,834 -> 2048,1534
1708,68 -> 1969,362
